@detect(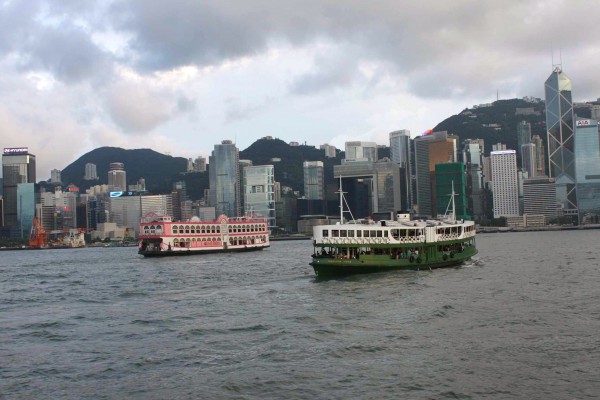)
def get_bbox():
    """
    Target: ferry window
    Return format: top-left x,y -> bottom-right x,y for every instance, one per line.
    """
332,230 -> 339,237
216,227 -> 220,233
323,230 -> 329,237
185,227 -> 190,233
356,230 -> 362,237
376,230 -> 382,238
340,230 -> 347,237
384,231 -> 388,237
348,230 -> 354,237
370,230 -> 377,237
363,230 -> 369,238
